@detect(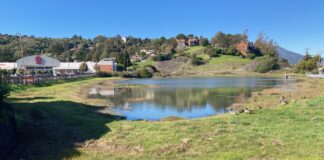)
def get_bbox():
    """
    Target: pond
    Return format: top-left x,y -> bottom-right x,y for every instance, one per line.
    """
87,77 -> 294,120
